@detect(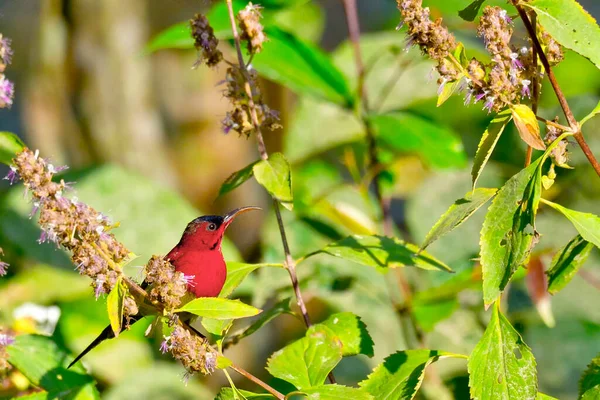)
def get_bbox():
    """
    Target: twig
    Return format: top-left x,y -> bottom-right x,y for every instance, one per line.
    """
515,2 -> 600,177
535,115 -> 571,132
524,12 -> 538,167
373,56 -> 412,113
230,364 -> 285,399
224,0 -> 334,383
